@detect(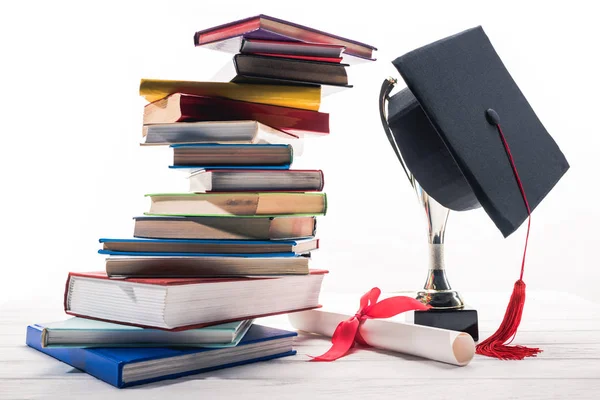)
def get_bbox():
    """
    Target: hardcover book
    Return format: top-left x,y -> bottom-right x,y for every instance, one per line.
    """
64,270 -> 327,330
144,192 -> 327,217
142,120 -> 300,145
187,169 -> 324,192
193,14 -> 377,60
214,54 -> 350,87
171,144 -> 294,168
250,53 -> 343,63
26,324 -> 297,388
132,215 -> 317,240
99,237 -> 319,255
143,94 -> 329,136
240,39 -> 345,58
33,317 -> 253,348
139,79 -> 321,110
102,254 -> 312,277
